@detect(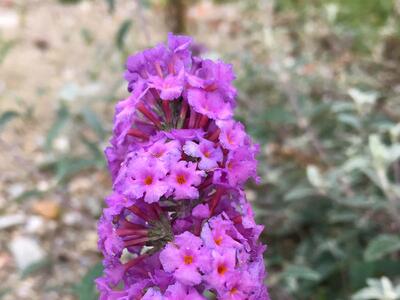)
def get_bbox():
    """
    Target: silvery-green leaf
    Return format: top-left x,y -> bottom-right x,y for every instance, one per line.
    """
364,235 -> 400,261
352,286 -> 383,300
306,165 -> 325,189
352,277 -> 399,300
348,88 -> 378,106
282,265 -> 321,281
59,83 -> 80,102
369,135 -> 389,166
